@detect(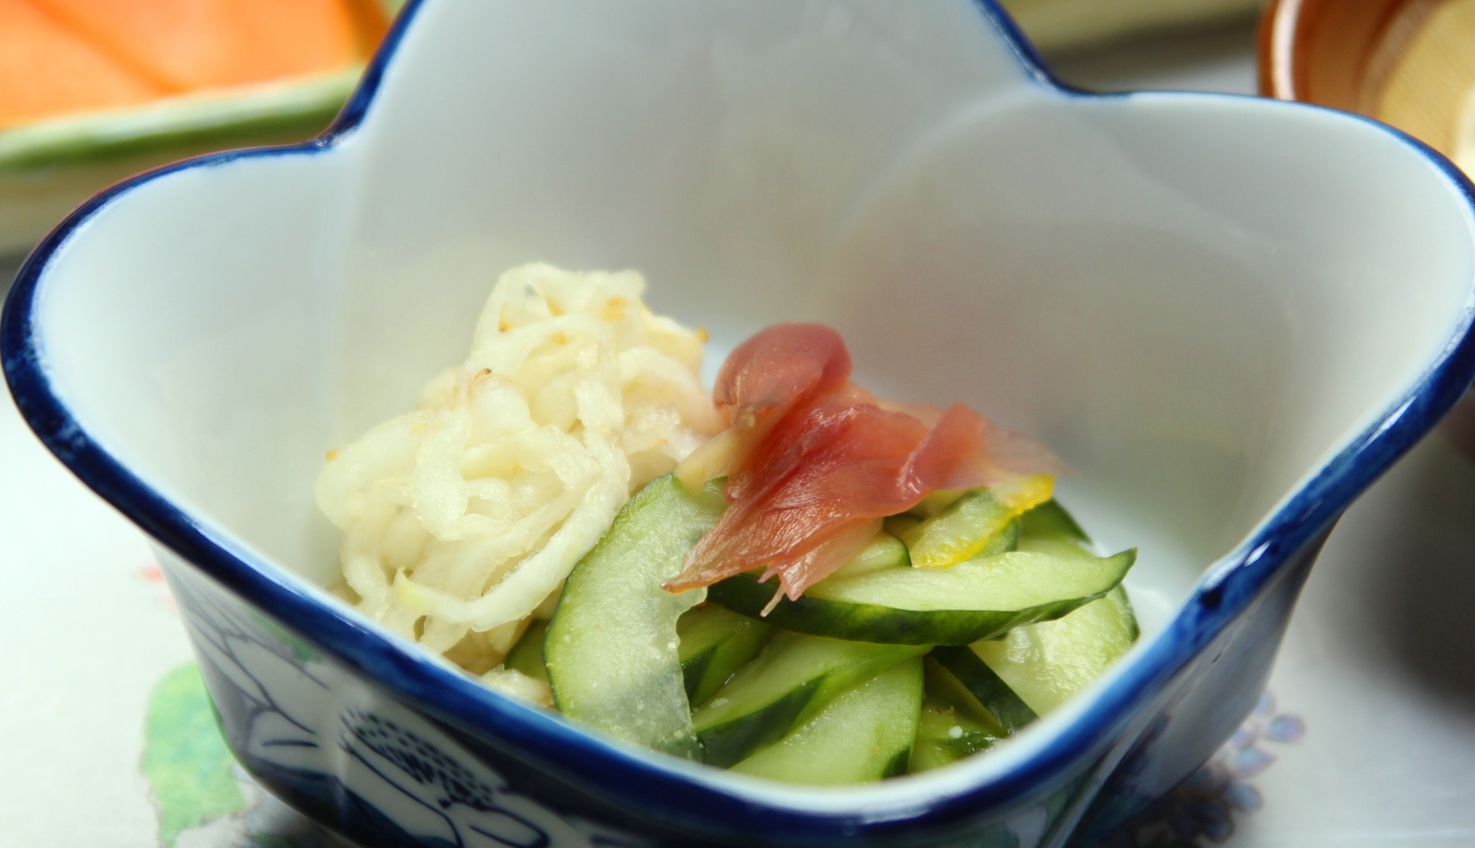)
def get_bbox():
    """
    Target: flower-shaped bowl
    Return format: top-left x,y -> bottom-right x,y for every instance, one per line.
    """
7,2 -> 1475,846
